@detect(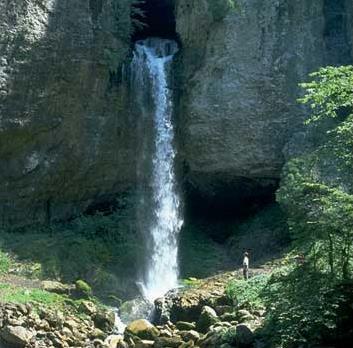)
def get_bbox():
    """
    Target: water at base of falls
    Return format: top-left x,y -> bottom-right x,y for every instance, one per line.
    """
131,38 -> 183,303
